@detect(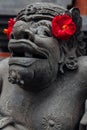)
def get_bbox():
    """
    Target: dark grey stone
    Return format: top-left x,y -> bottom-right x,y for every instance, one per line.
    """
0,2 -> 87,130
